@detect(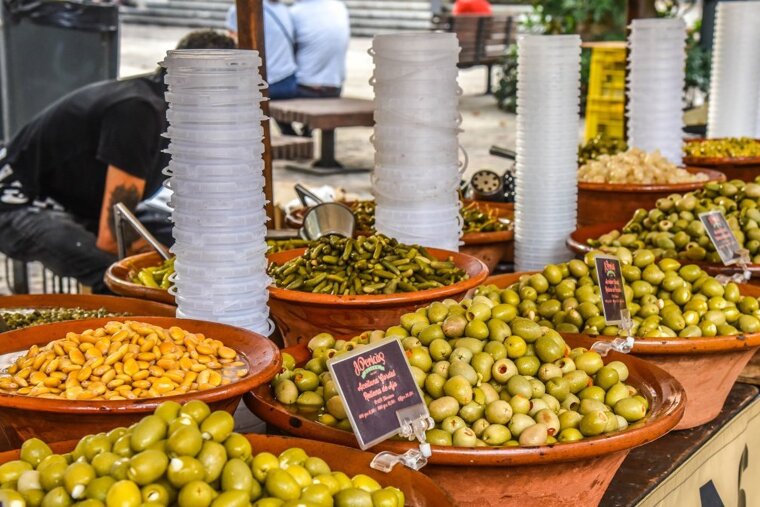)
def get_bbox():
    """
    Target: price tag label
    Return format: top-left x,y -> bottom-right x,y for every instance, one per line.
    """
594,254 -> 627,325
327,338 -> 428,450
699,211 -> 744,265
